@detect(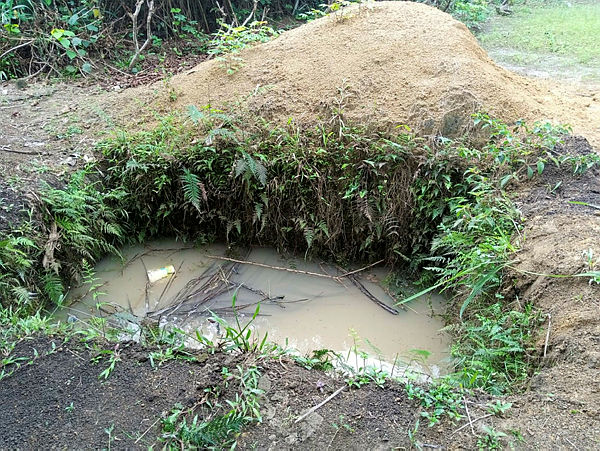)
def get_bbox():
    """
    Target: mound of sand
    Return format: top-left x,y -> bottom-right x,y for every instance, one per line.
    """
120,1 -> 599,143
